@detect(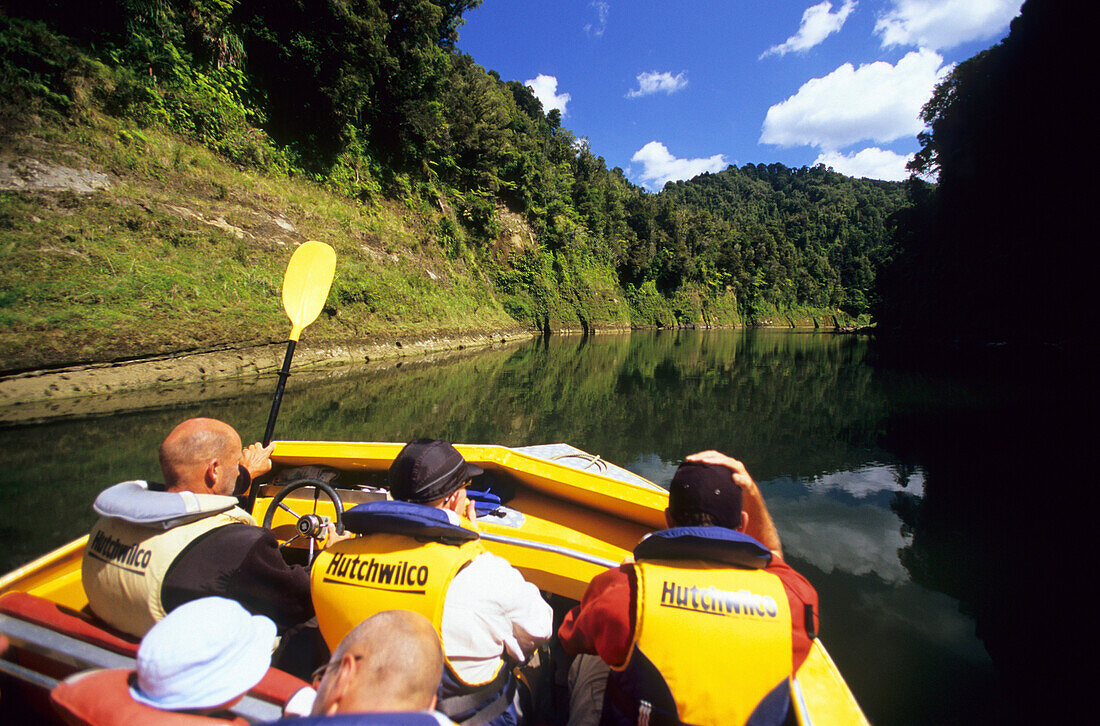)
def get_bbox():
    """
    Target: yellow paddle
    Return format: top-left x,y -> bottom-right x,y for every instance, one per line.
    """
280,240 -> 338,346
248,240 -> 336,510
